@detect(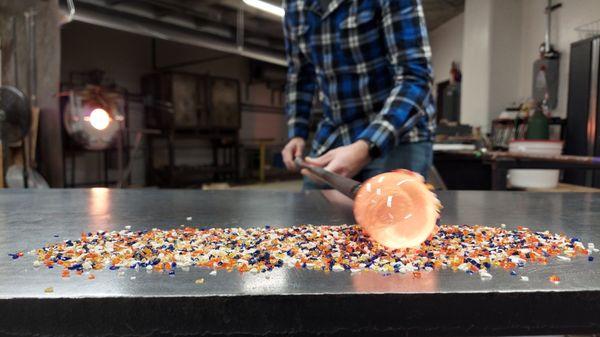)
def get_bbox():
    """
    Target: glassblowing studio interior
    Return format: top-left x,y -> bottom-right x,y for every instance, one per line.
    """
1,0 -> 600,336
